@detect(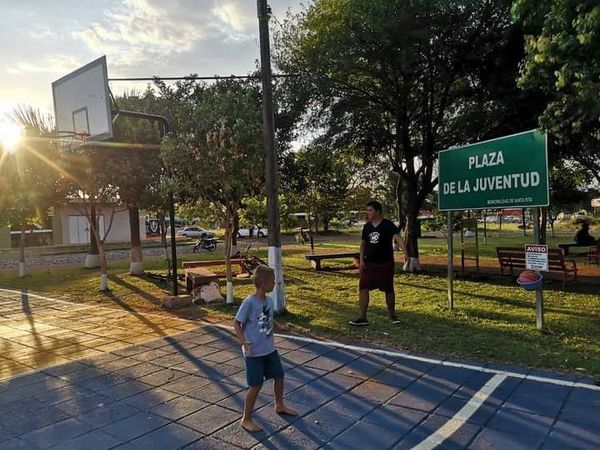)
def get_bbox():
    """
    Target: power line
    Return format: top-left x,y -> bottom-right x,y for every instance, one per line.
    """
108,74 -> 296,82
